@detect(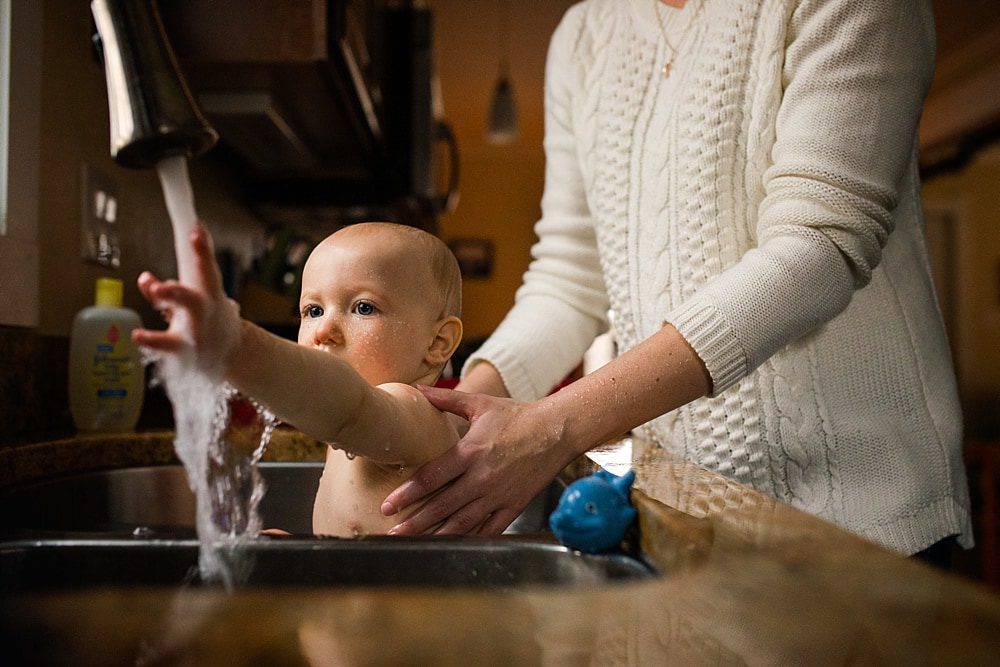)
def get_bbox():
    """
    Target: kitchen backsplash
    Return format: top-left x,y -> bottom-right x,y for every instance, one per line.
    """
0,327 -> 171,447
